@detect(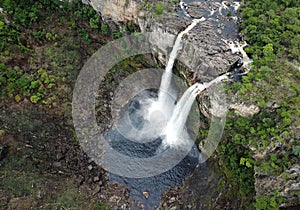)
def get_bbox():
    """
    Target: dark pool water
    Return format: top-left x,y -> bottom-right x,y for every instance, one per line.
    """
106,90 -> 201,209
108,141 -> 200,209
